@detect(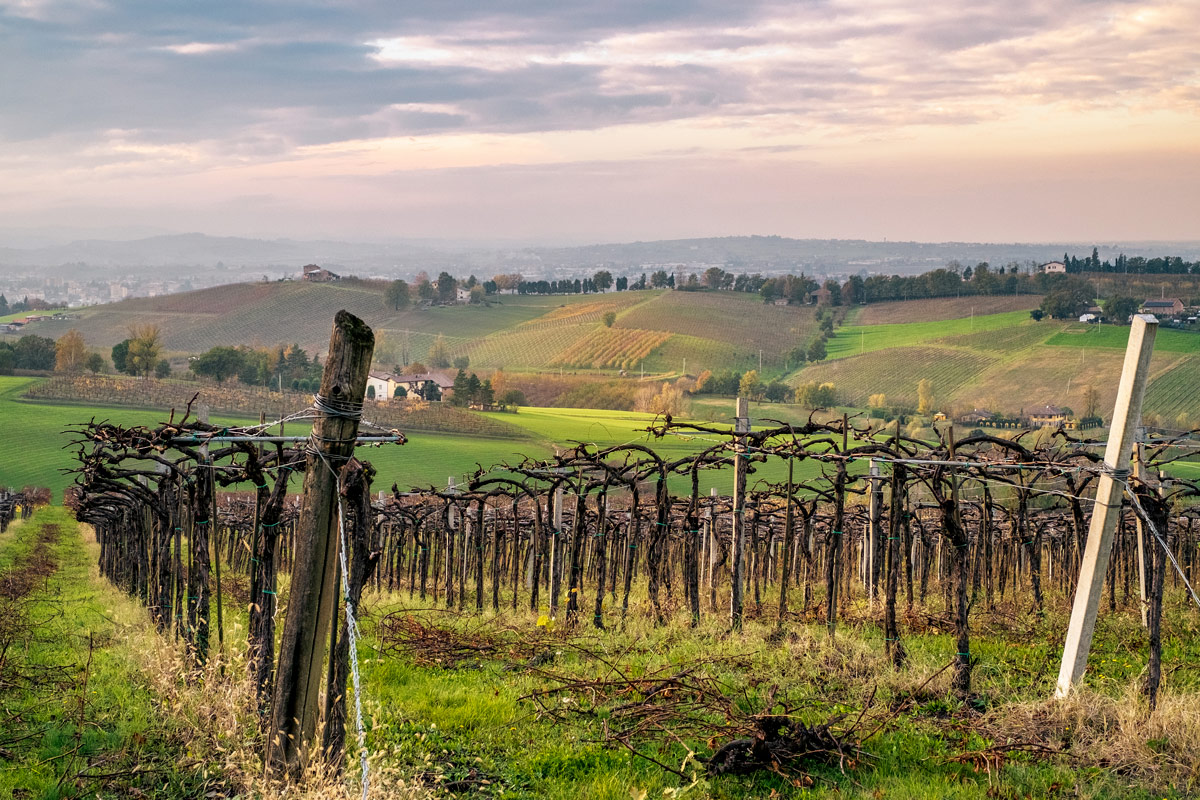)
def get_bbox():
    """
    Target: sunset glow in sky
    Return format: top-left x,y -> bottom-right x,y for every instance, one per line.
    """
1,0 -> 1197,243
